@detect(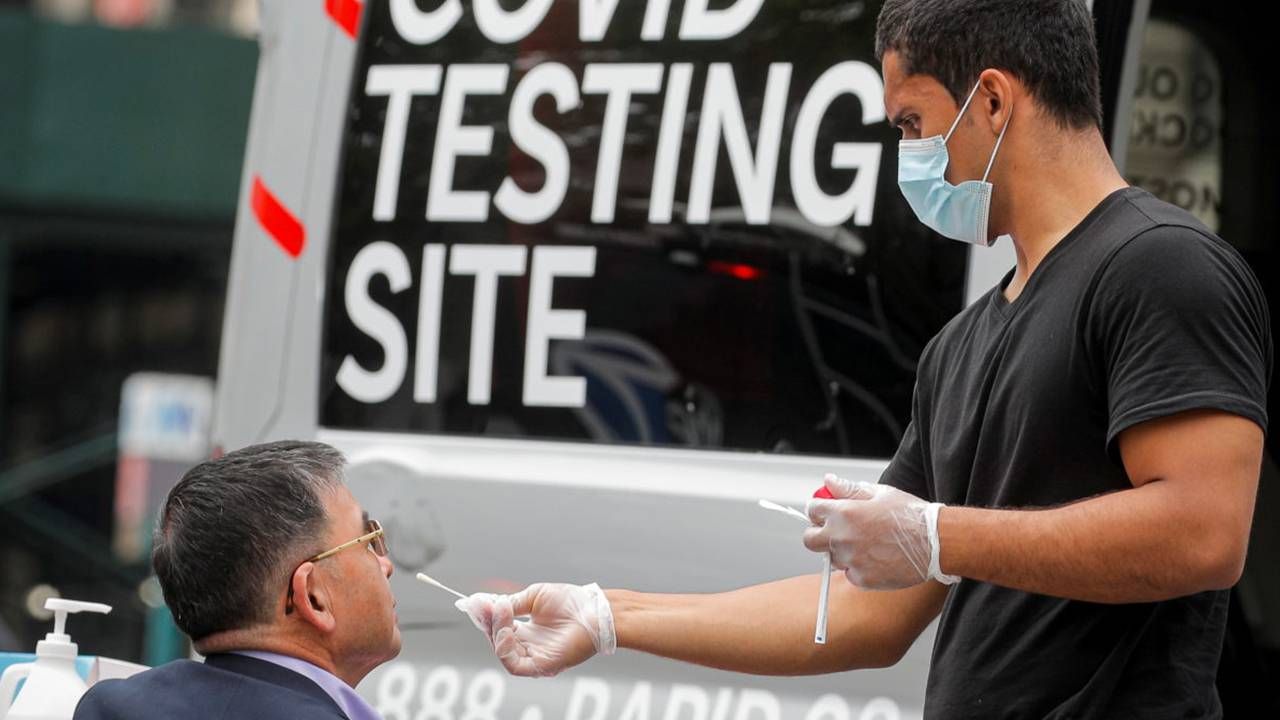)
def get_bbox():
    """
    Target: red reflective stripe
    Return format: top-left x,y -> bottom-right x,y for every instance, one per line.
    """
326,0 -> 362,38
251,176 -> 305,259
